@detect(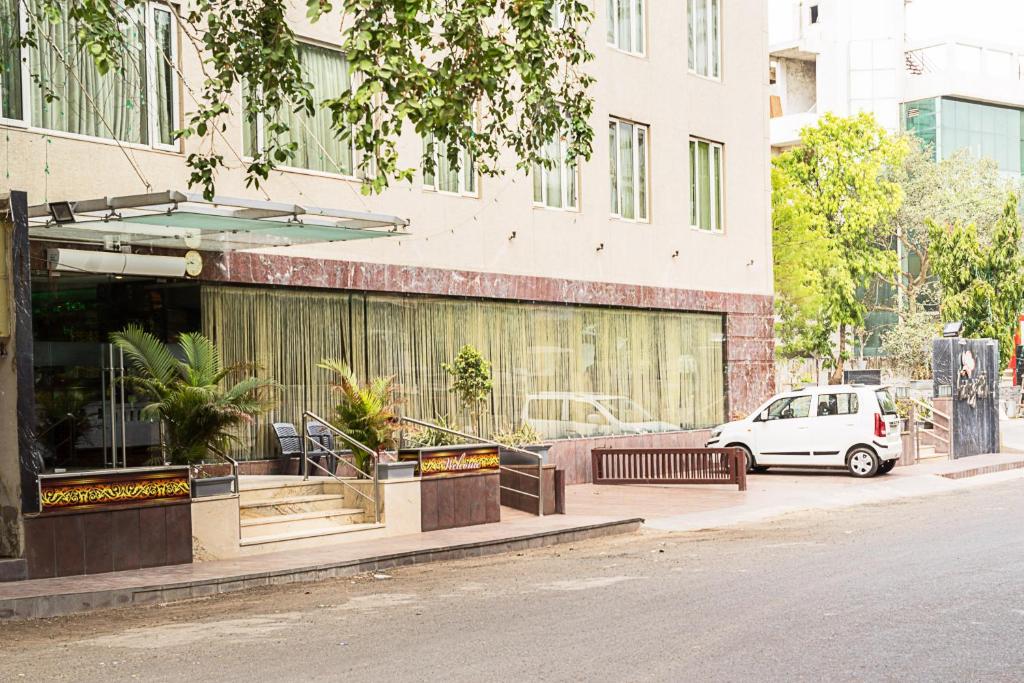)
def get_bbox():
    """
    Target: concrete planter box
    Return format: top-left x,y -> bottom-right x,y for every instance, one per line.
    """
499,444 -> 551,466
377,461 -> 417,480
191,475 -> 235,498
